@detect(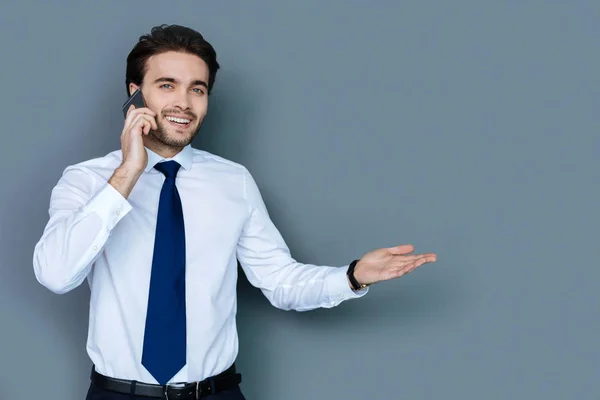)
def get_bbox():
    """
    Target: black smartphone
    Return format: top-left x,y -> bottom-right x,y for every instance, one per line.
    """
122,89 -> 146,118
